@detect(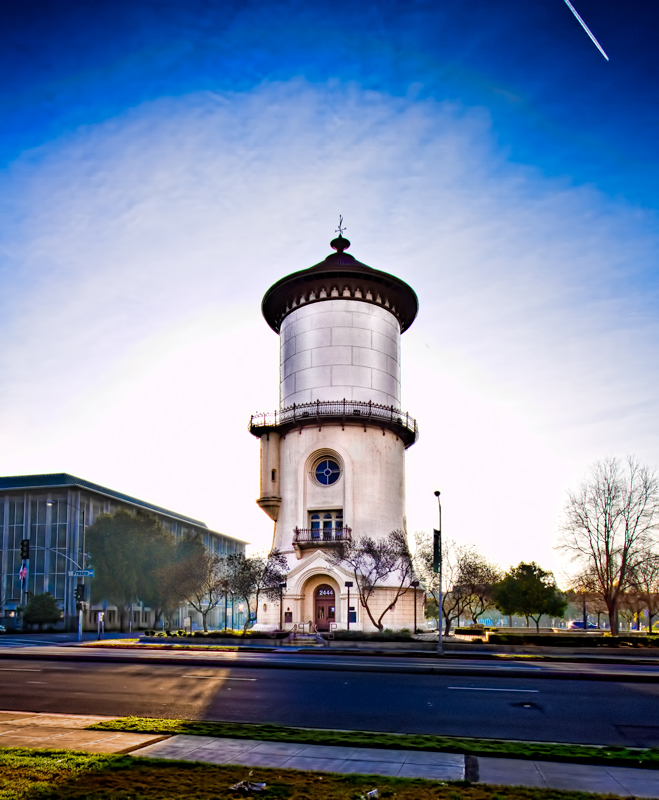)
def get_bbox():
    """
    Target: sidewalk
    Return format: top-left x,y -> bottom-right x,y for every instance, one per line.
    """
1,711 -> 659,797
0,711 -> 166,754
